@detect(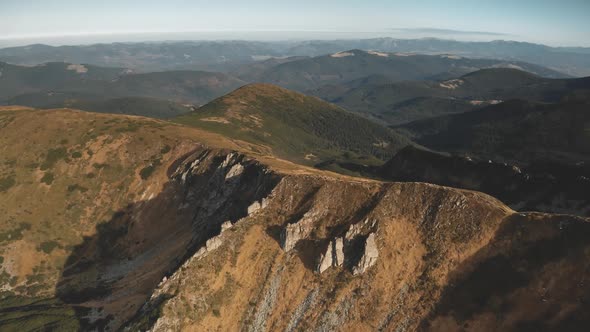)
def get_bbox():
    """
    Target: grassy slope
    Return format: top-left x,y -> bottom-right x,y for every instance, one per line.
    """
174,83 -> 414,165
313,68 -> 590,125
398,99 -> 590,164
0,106 -> 259,330
0,105 -> 383,329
